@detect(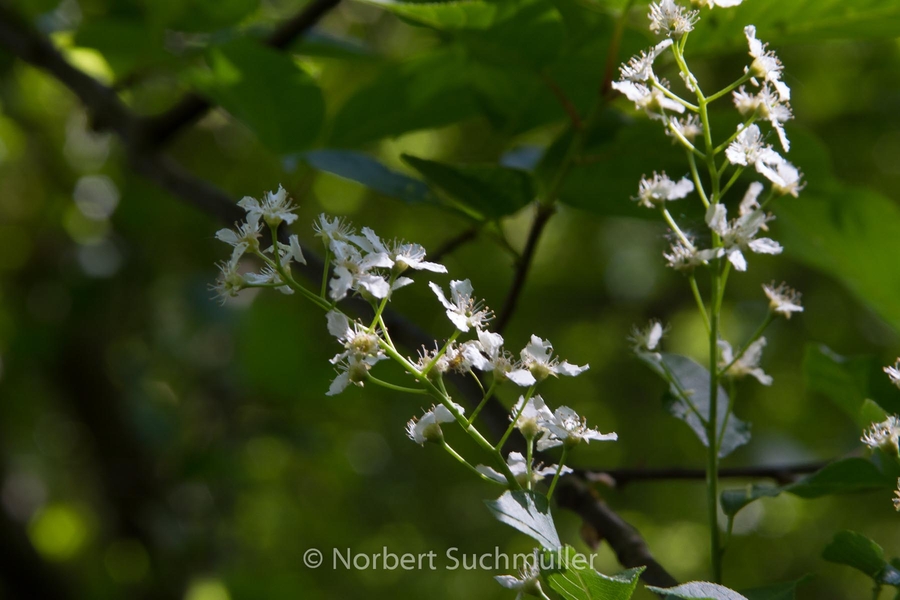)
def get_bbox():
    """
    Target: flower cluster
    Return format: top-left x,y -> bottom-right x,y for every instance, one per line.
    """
507,395 -> 617,451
